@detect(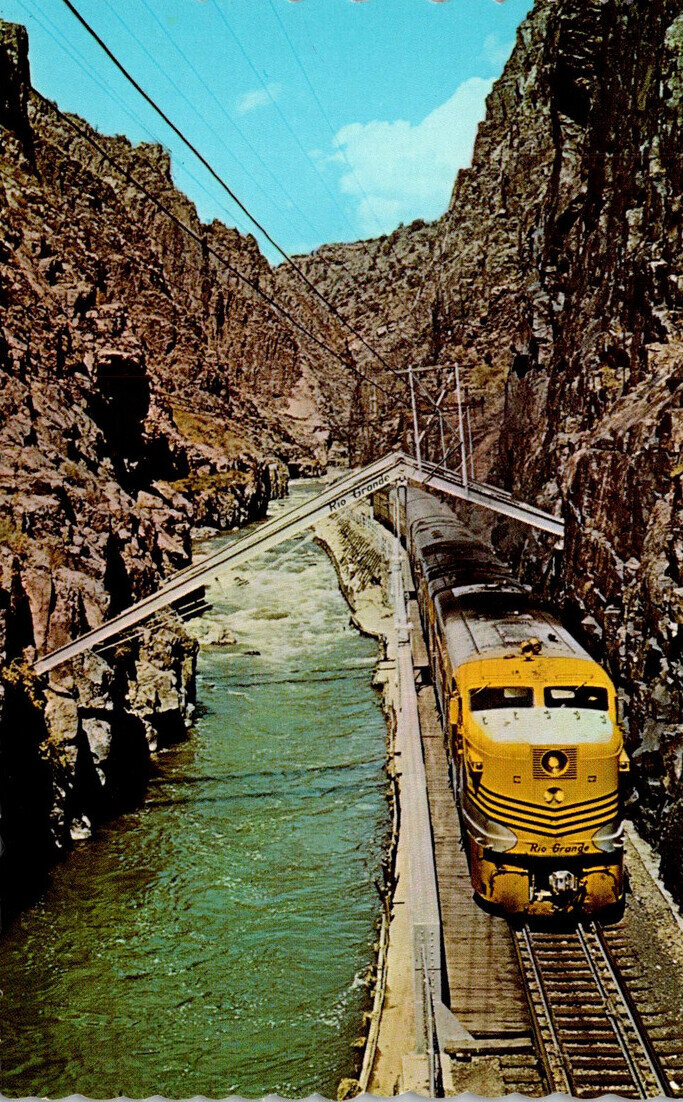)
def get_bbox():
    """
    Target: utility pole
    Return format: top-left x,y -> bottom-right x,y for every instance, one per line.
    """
399,362 -> 476,482
466,400 -> 475,480
455,363 -> 469,490
407,363 -> 422,473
